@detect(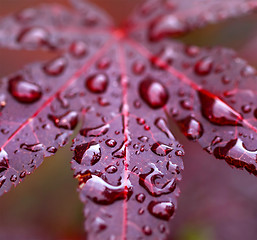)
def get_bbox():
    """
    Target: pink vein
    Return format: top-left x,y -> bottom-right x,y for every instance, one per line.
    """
125,38 -> 257,134
117,40 -> 130,240
1,39 -> 114,149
